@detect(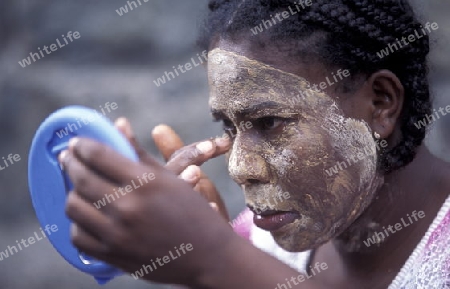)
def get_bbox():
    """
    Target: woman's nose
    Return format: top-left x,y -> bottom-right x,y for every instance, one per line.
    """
228,135 -> 270,186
